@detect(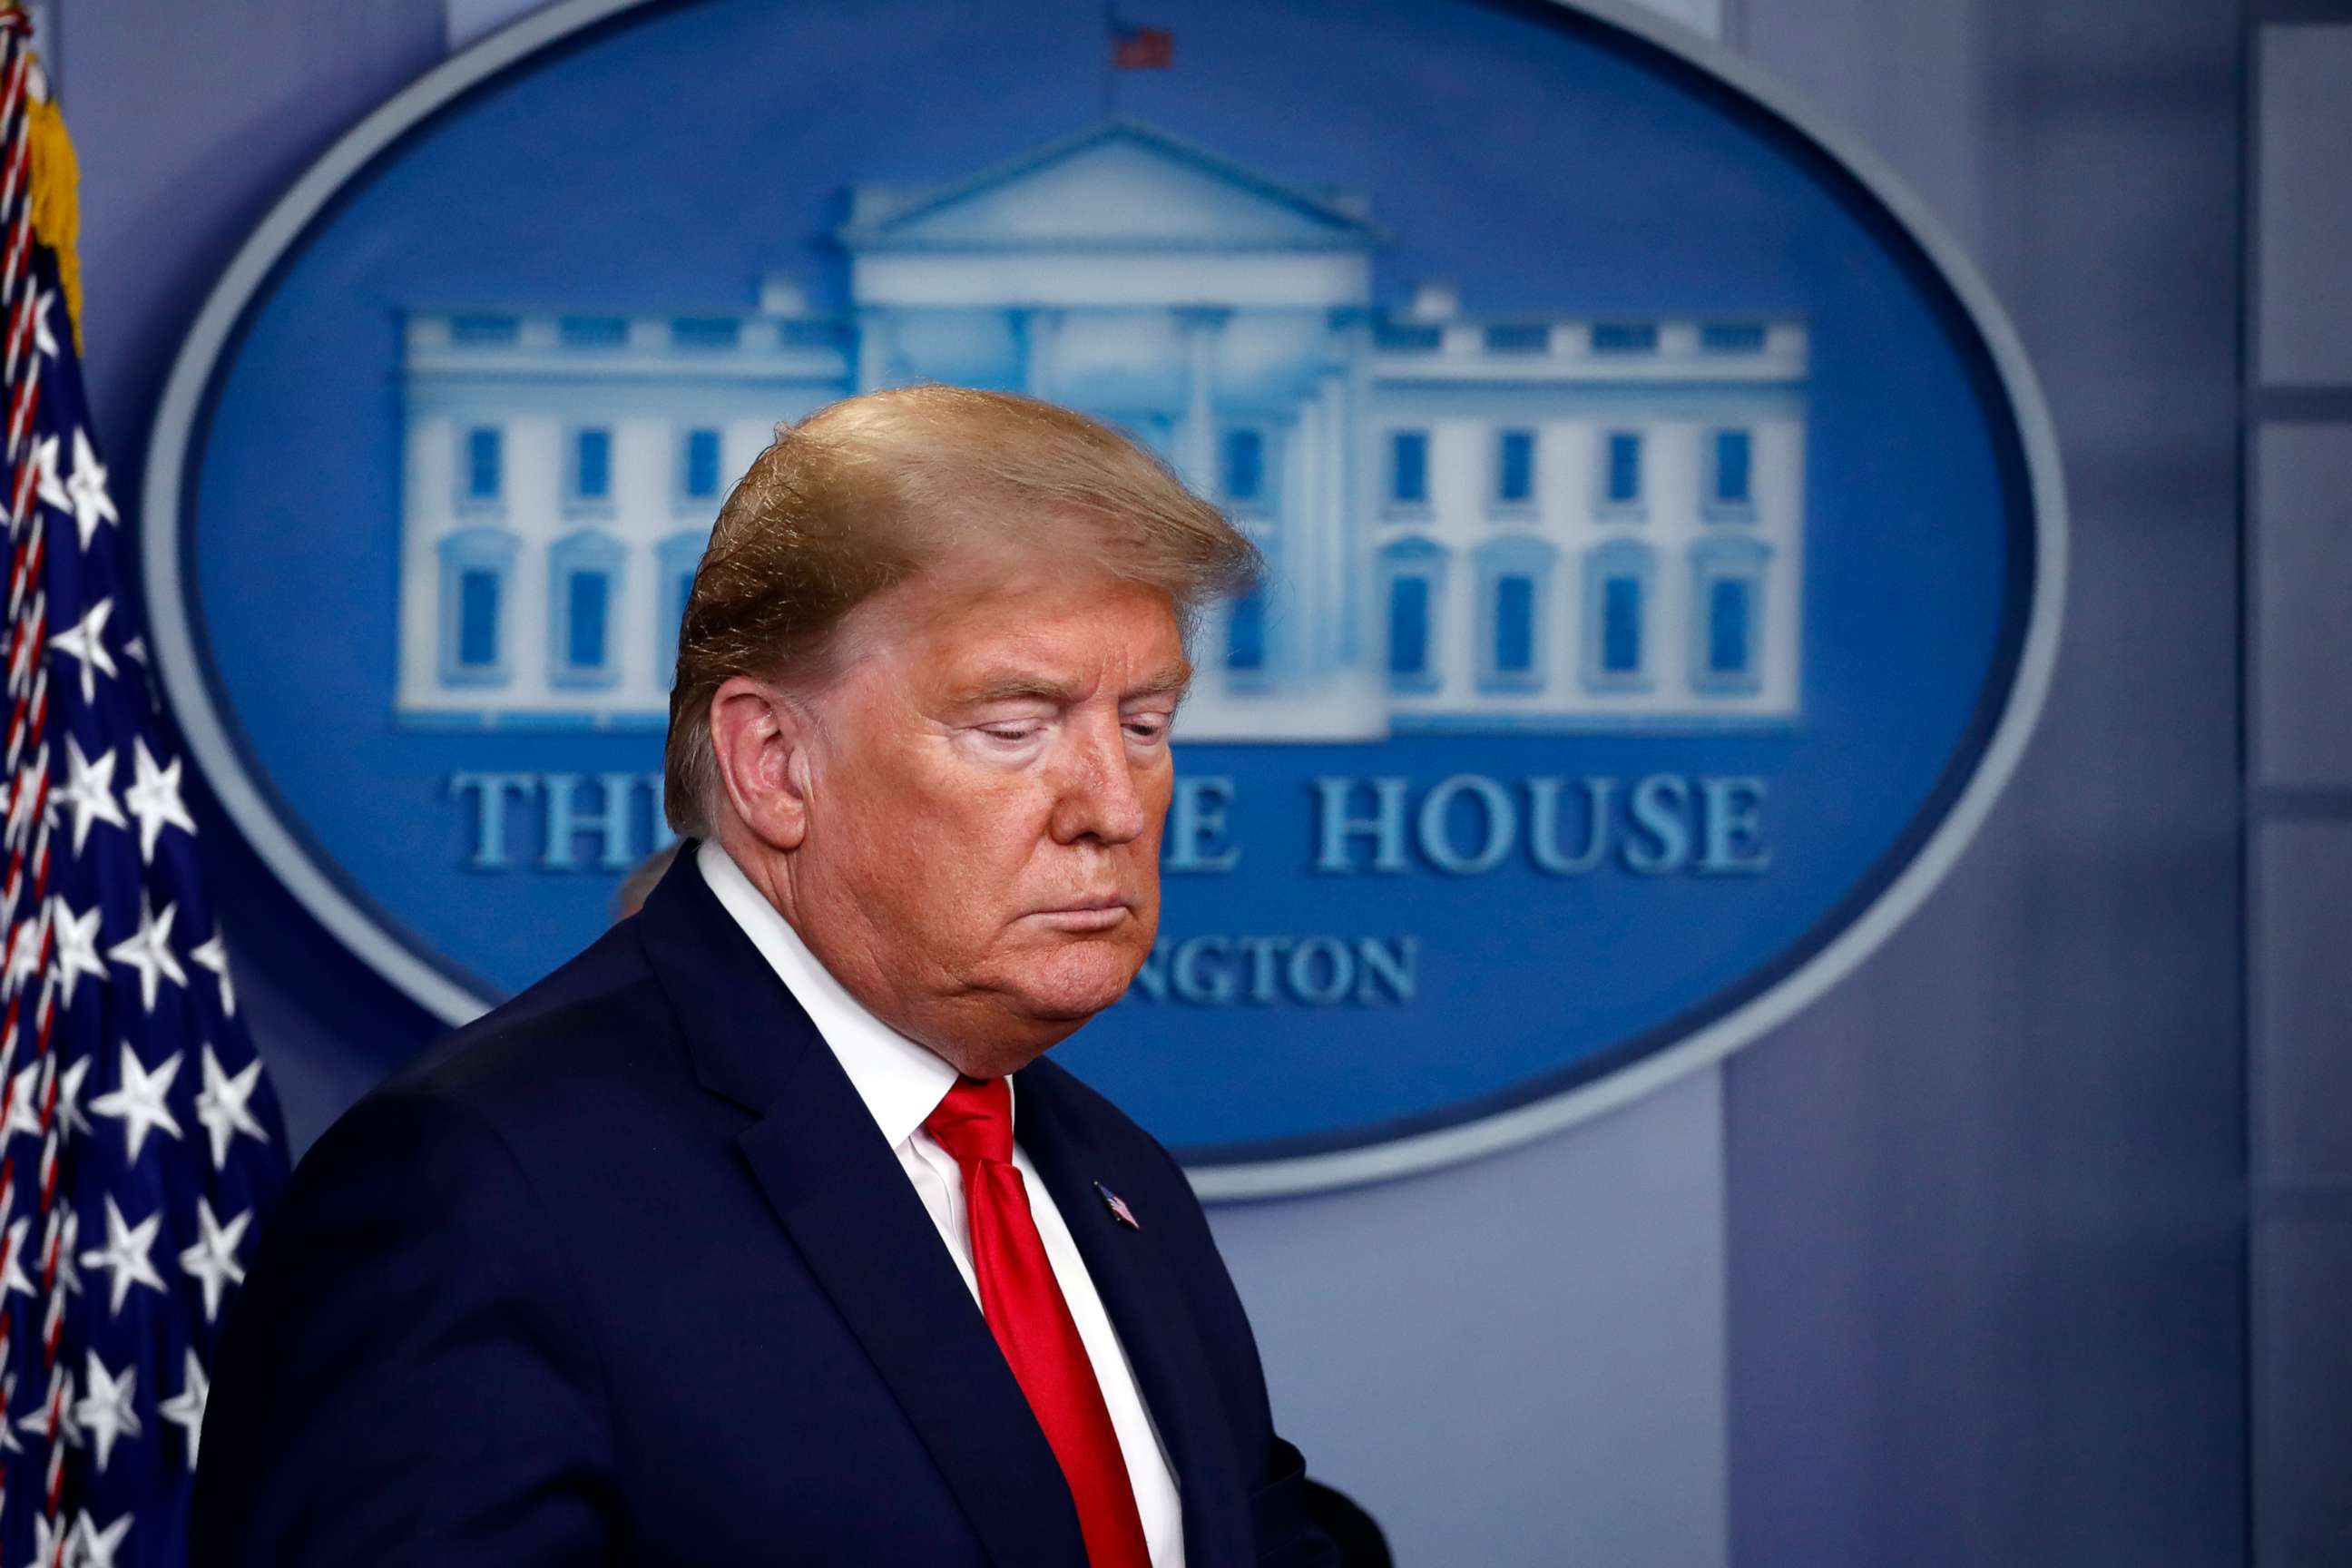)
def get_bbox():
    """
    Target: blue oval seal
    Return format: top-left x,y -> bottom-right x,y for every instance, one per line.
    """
143,0 -> 2064,1195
